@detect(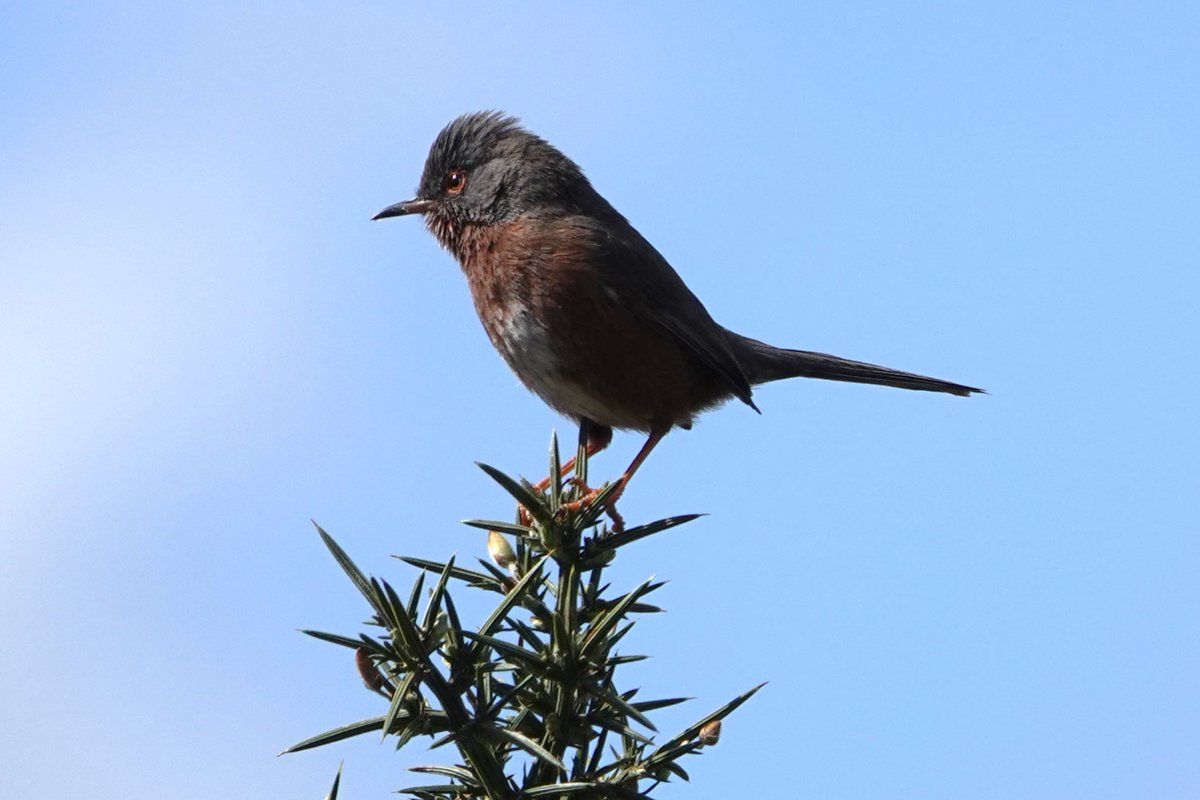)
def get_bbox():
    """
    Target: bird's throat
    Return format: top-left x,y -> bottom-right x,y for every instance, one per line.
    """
427,216 -> 499,274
